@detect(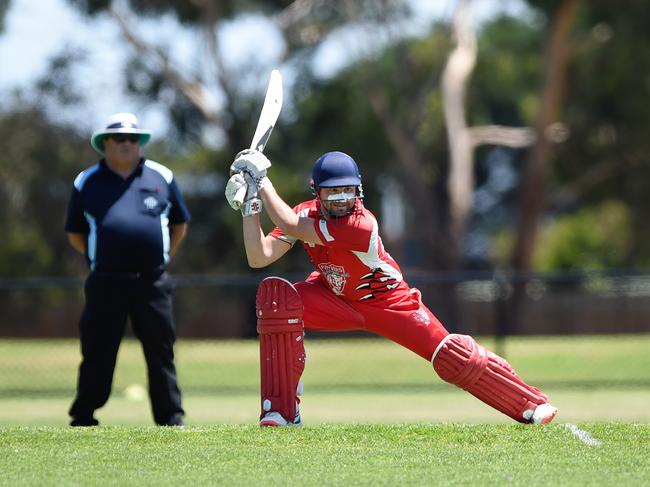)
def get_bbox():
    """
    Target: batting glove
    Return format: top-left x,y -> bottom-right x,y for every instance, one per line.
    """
230,149 -> 271,189
225,173 -> 248,210
240,171 -> 263,217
